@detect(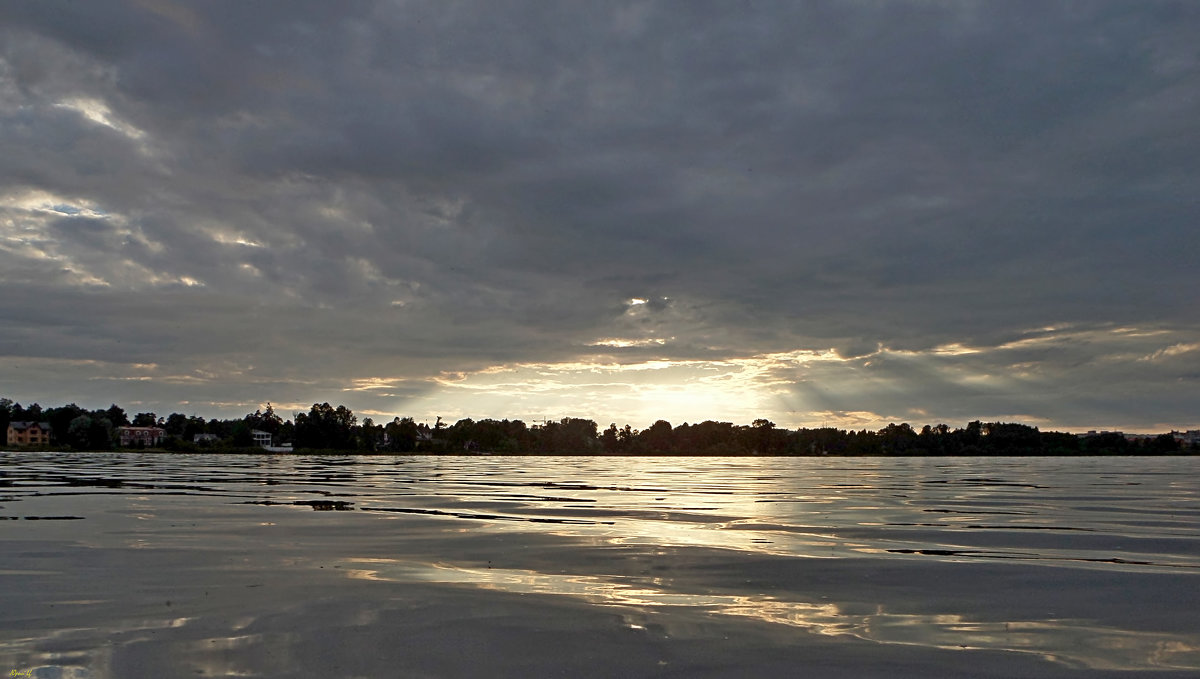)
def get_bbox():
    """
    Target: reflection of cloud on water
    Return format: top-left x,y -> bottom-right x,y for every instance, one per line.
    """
5,453 -> 1200,676
342,557 -> 1200,672
0,615 -> 195,679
